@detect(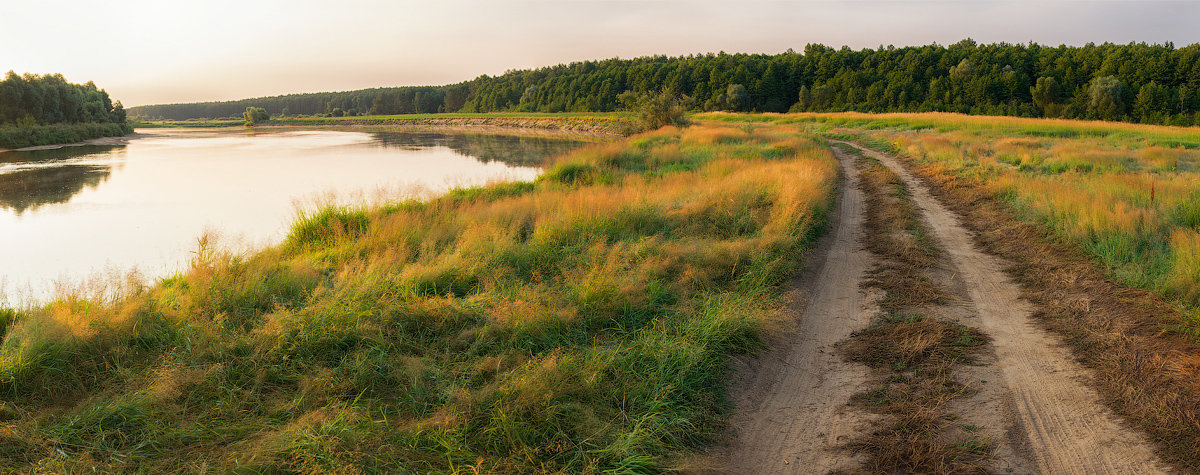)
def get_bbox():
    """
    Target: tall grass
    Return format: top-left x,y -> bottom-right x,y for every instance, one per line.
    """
0,123 -> 836,471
